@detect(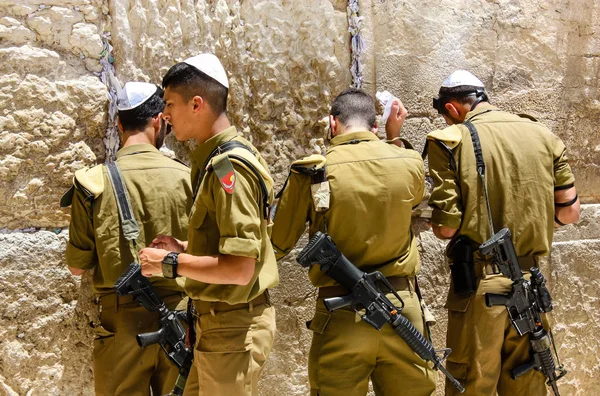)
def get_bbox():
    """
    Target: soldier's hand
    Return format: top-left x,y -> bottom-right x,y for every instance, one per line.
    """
139,247 -> 168,277
385,99 -> 408,140
151,234 -> 186,252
